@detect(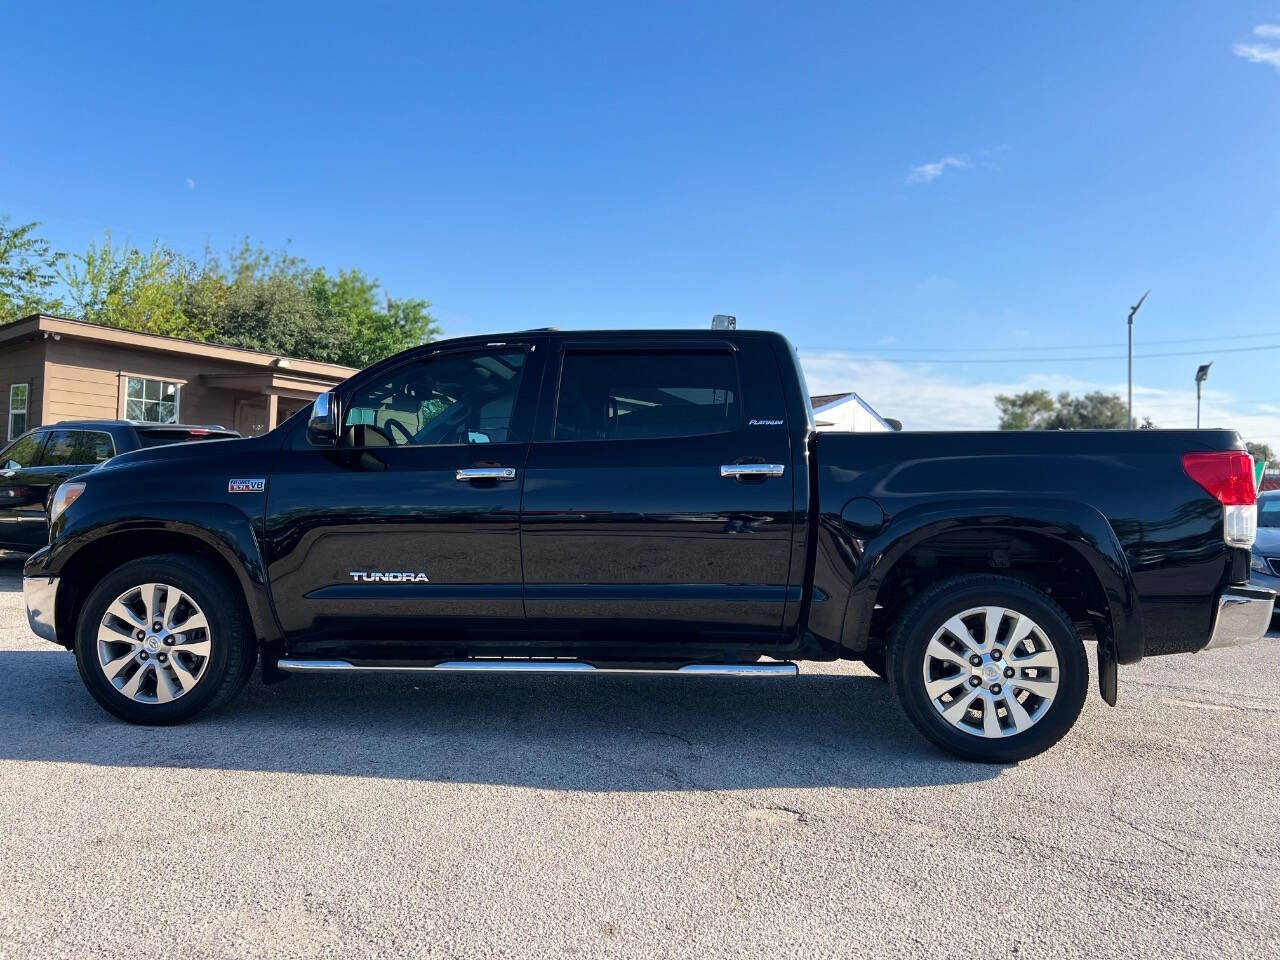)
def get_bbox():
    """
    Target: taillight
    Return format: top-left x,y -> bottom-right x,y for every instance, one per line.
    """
1182,451 -> 1258,547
